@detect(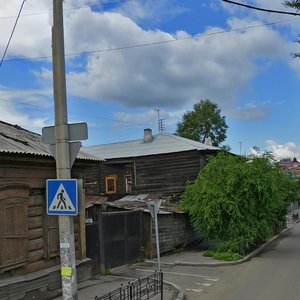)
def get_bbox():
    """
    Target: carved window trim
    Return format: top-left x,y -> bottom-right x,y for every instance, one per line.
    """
105,175 -> 117,194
